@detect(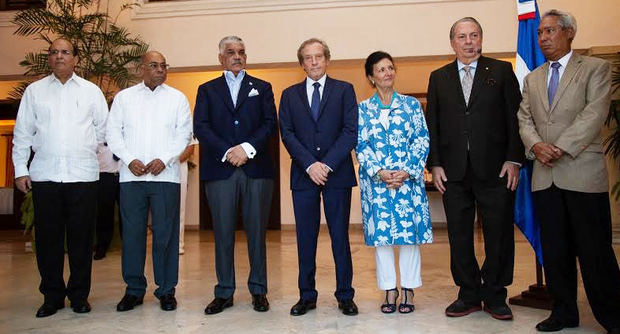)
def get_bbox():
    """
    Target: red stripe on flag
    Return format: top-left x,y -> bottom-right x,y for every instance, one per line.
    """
518,12 -> 536,21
